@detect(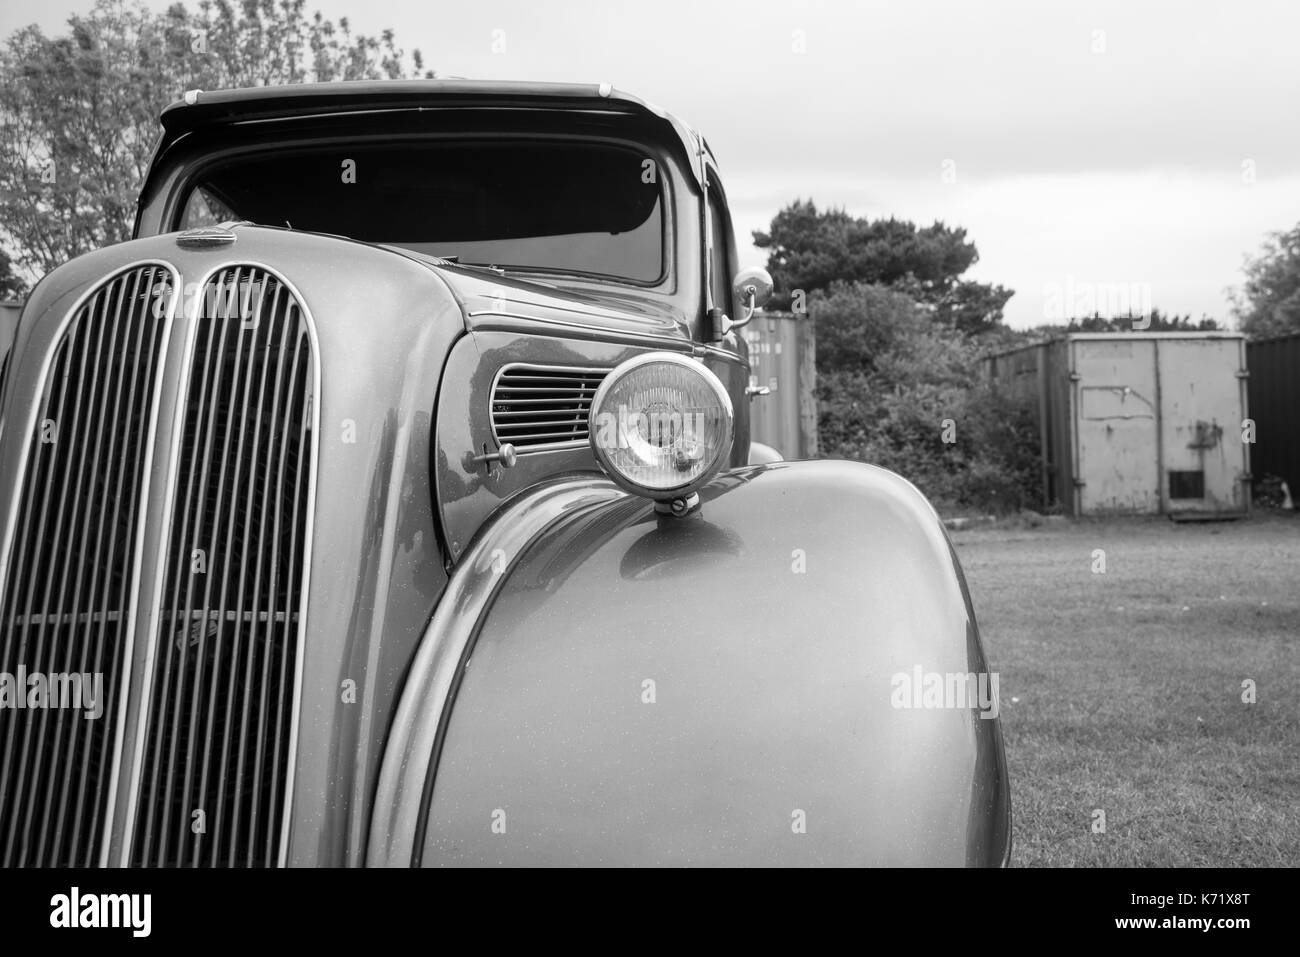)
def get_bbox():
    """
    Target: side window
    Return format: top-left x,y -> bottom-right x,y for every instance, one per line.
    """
179,186 -> 237,229
707,190 -> 732,317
